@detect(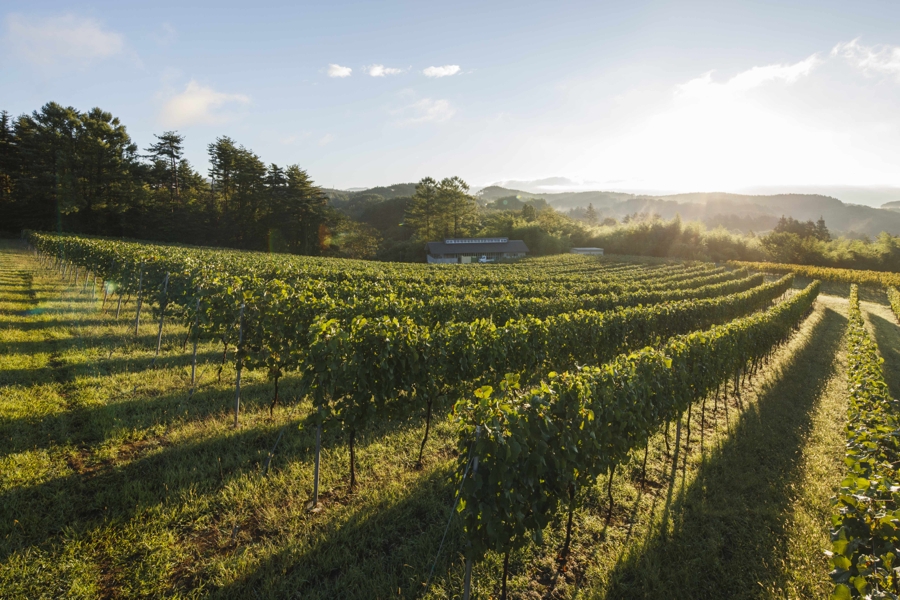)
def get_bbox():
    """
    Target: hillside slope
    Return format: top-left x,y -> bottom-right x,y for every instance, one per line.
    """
330,183 -> 900,236
478,187 -> 900,236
